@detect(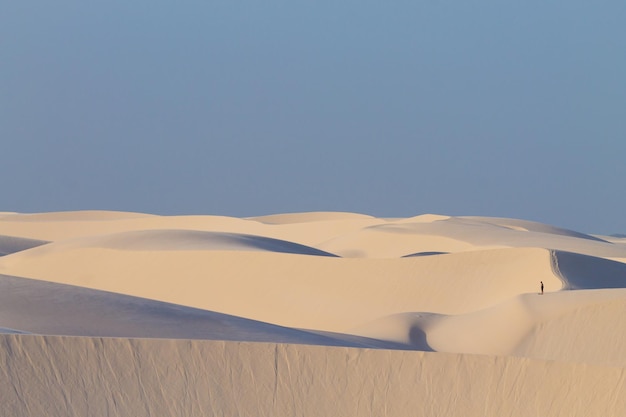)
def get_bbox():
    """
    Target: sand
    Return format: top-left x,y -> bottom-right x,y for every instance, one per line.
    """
1,210 -> 626,416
